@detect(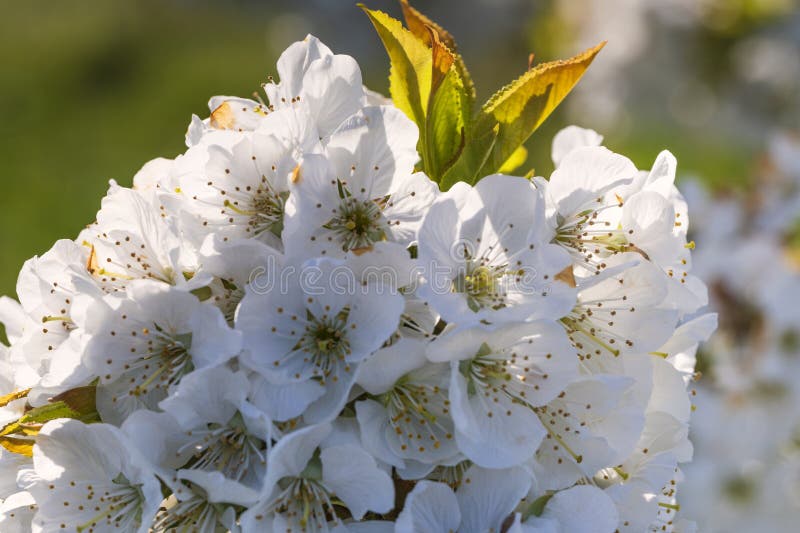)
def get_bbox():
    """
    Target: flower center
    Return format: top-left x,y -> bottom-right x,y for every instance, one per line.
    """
224,188 -> 288,238
153,483 -> 230,532
269,461 -> 339,531
180,414 -> 267,482
453,260 -> 509,312
460,344 -> 512,393
553,202 -> 636,274
76,475 -> 144,532
251,188 -> 288,236
297,312 -> 352,382
325,196 -> 388,252
561,292 -> 642,361
458,342 -> 551,410
429,460 -> 472,489
380,378 -> 453,456
123,326 -> 194,398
